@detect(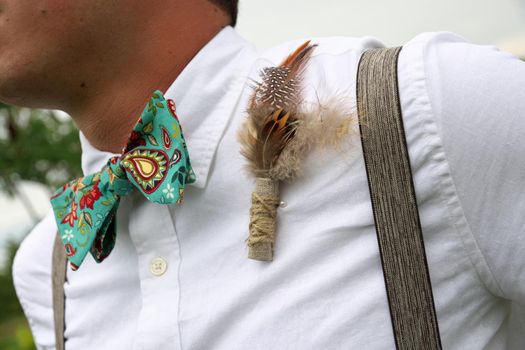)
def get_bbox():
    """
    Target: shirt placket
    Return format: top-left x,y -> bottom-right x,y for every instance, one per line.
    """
128,194 -> 182,350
